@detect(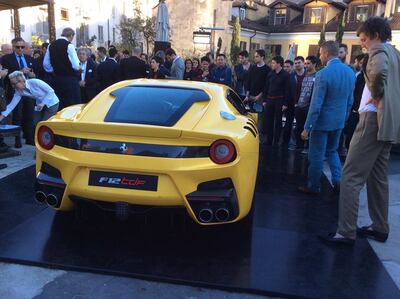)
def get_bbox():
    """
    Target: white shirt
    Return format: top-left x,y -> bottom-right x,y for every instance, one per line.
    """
43,37 -> 80,73
1,79 -> 59,117
358,84 -> 378,113
80,61 -> 87,81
